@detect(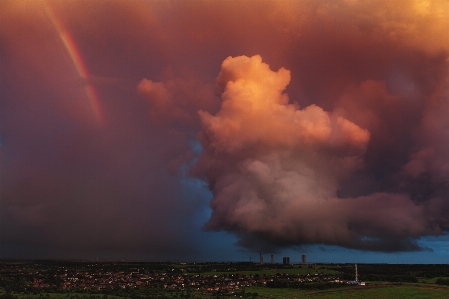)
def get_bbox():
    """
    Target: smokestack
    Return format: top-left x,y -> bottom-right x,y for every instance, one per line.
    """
302,254 -> 306,265
260,254 -> 263,265
270,254 -> 274,264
